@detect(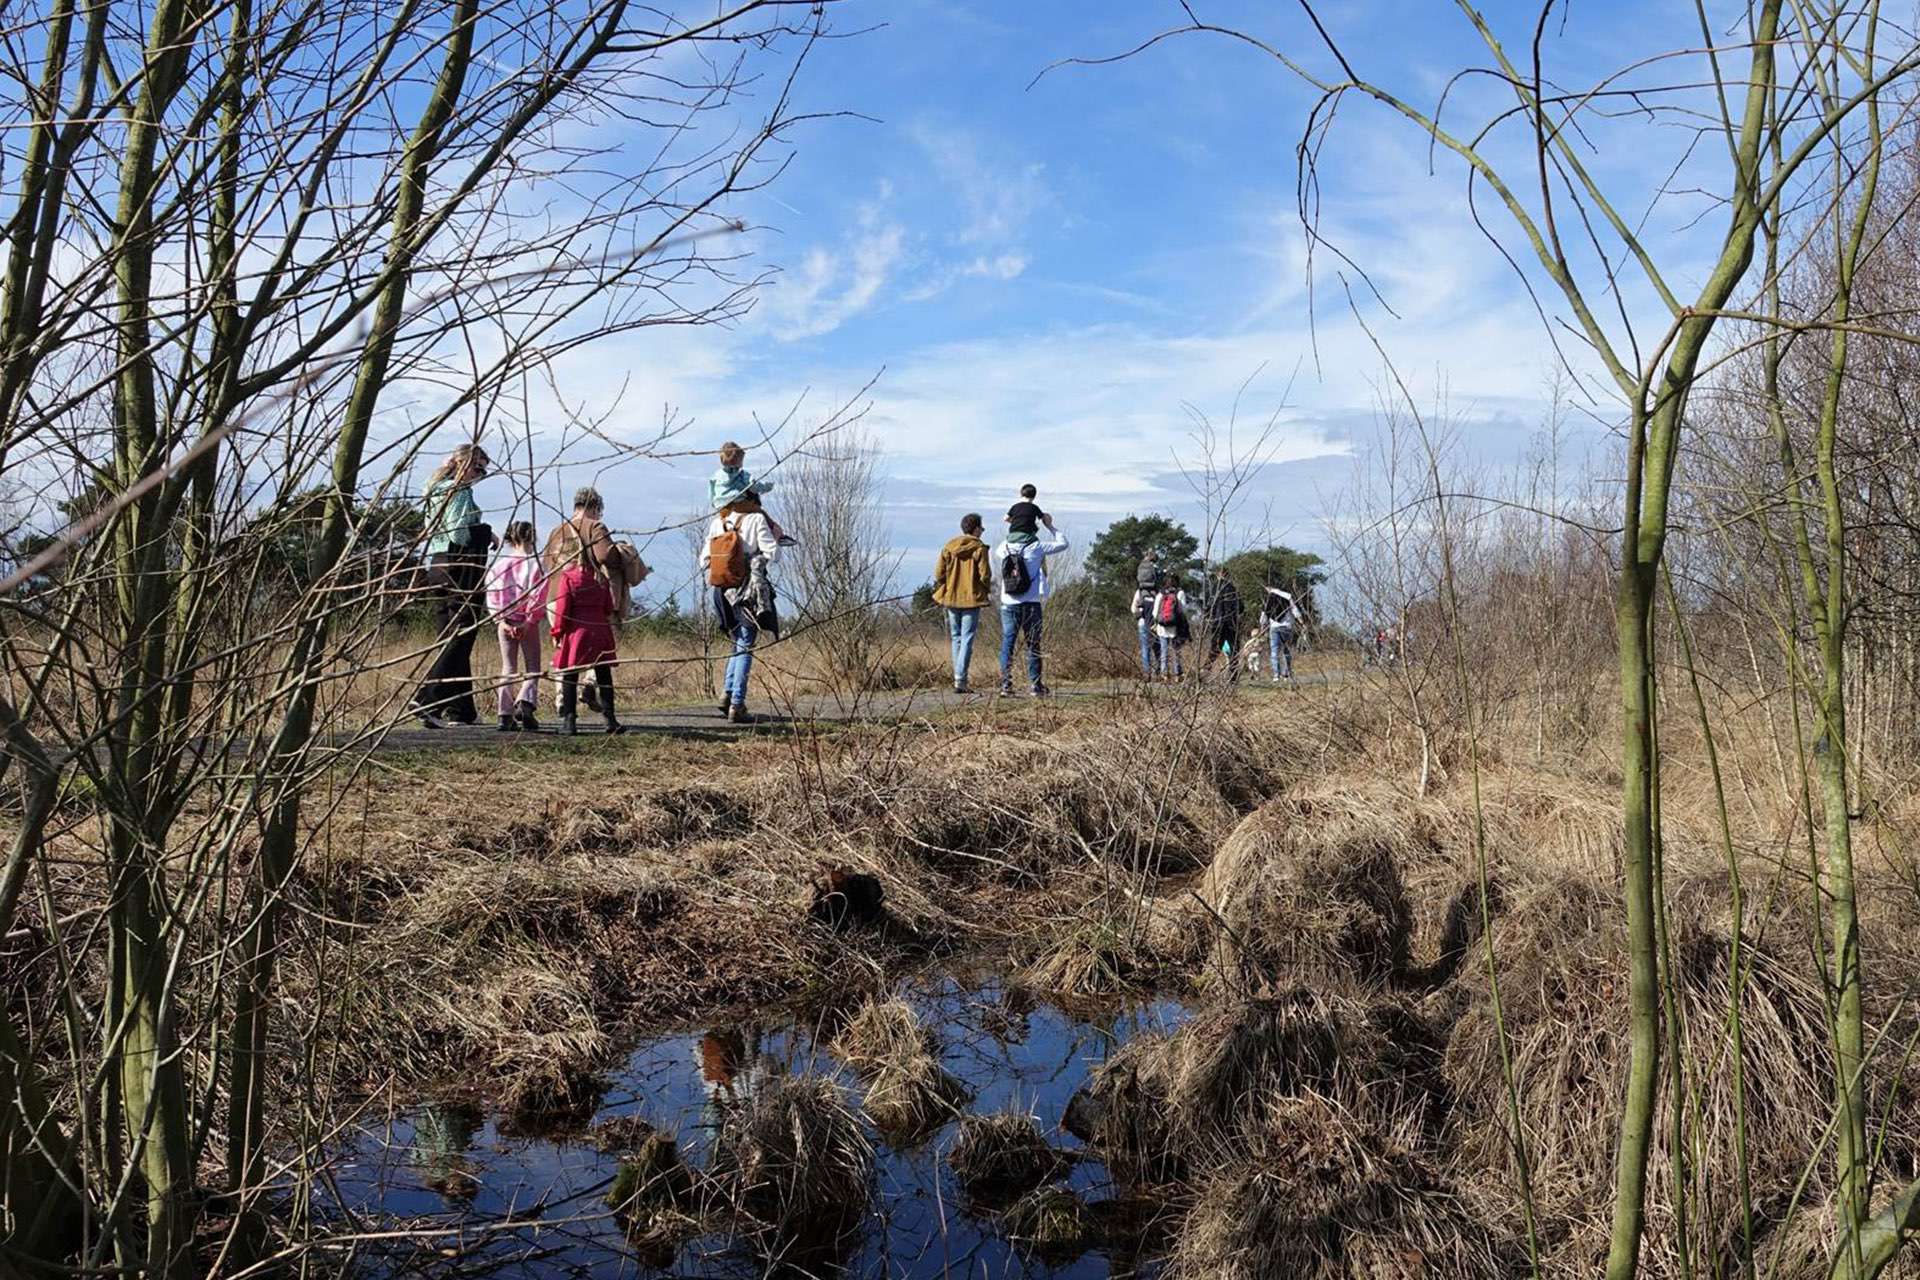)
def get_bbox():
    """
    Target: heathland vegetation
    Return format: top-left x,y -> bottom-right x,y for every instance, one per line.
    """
7,3 -> 1920,1280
